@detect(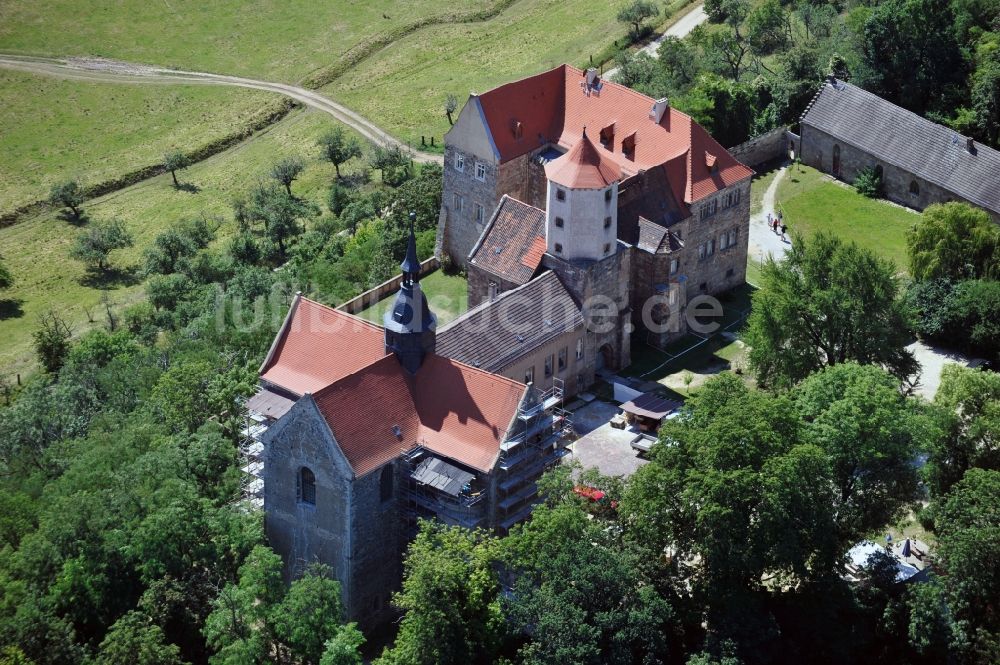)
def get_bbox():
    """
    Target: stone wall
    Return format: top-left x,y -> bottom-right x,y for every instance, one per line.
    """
680,179 -> 752,302
347,465 -> 403,626
800,123 -> 998,222
496,327 -> 588,396
467,263 -> 522,308
629,248 -> 688,348
727,127 -> 793,168
337,258 -> 440,315
441,144 -> 501,265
